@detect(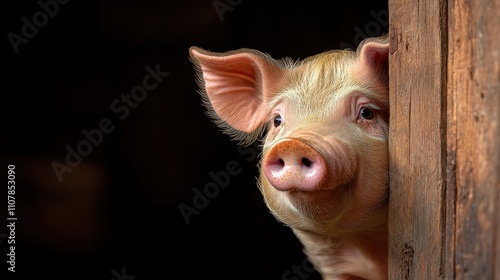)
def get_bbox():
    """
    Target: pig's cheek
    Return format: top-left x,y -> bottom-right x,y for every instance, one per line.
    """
356,119 -> 387,138
353,140 -> 389,205
266,128 -> 278,141
267,120 -> 286,140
